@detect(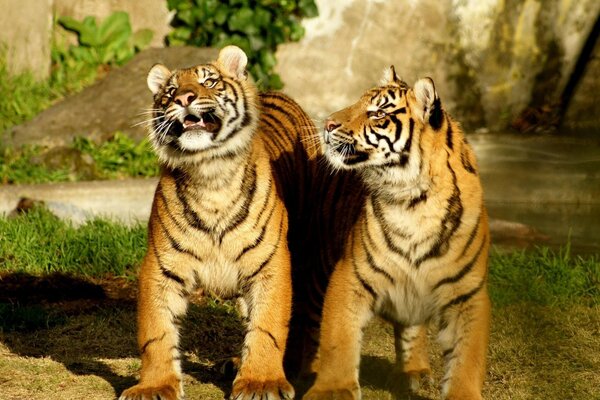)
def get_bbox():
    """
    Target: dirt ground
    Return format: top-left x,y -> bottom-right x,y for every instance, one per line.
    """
0,274 -> 598,400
